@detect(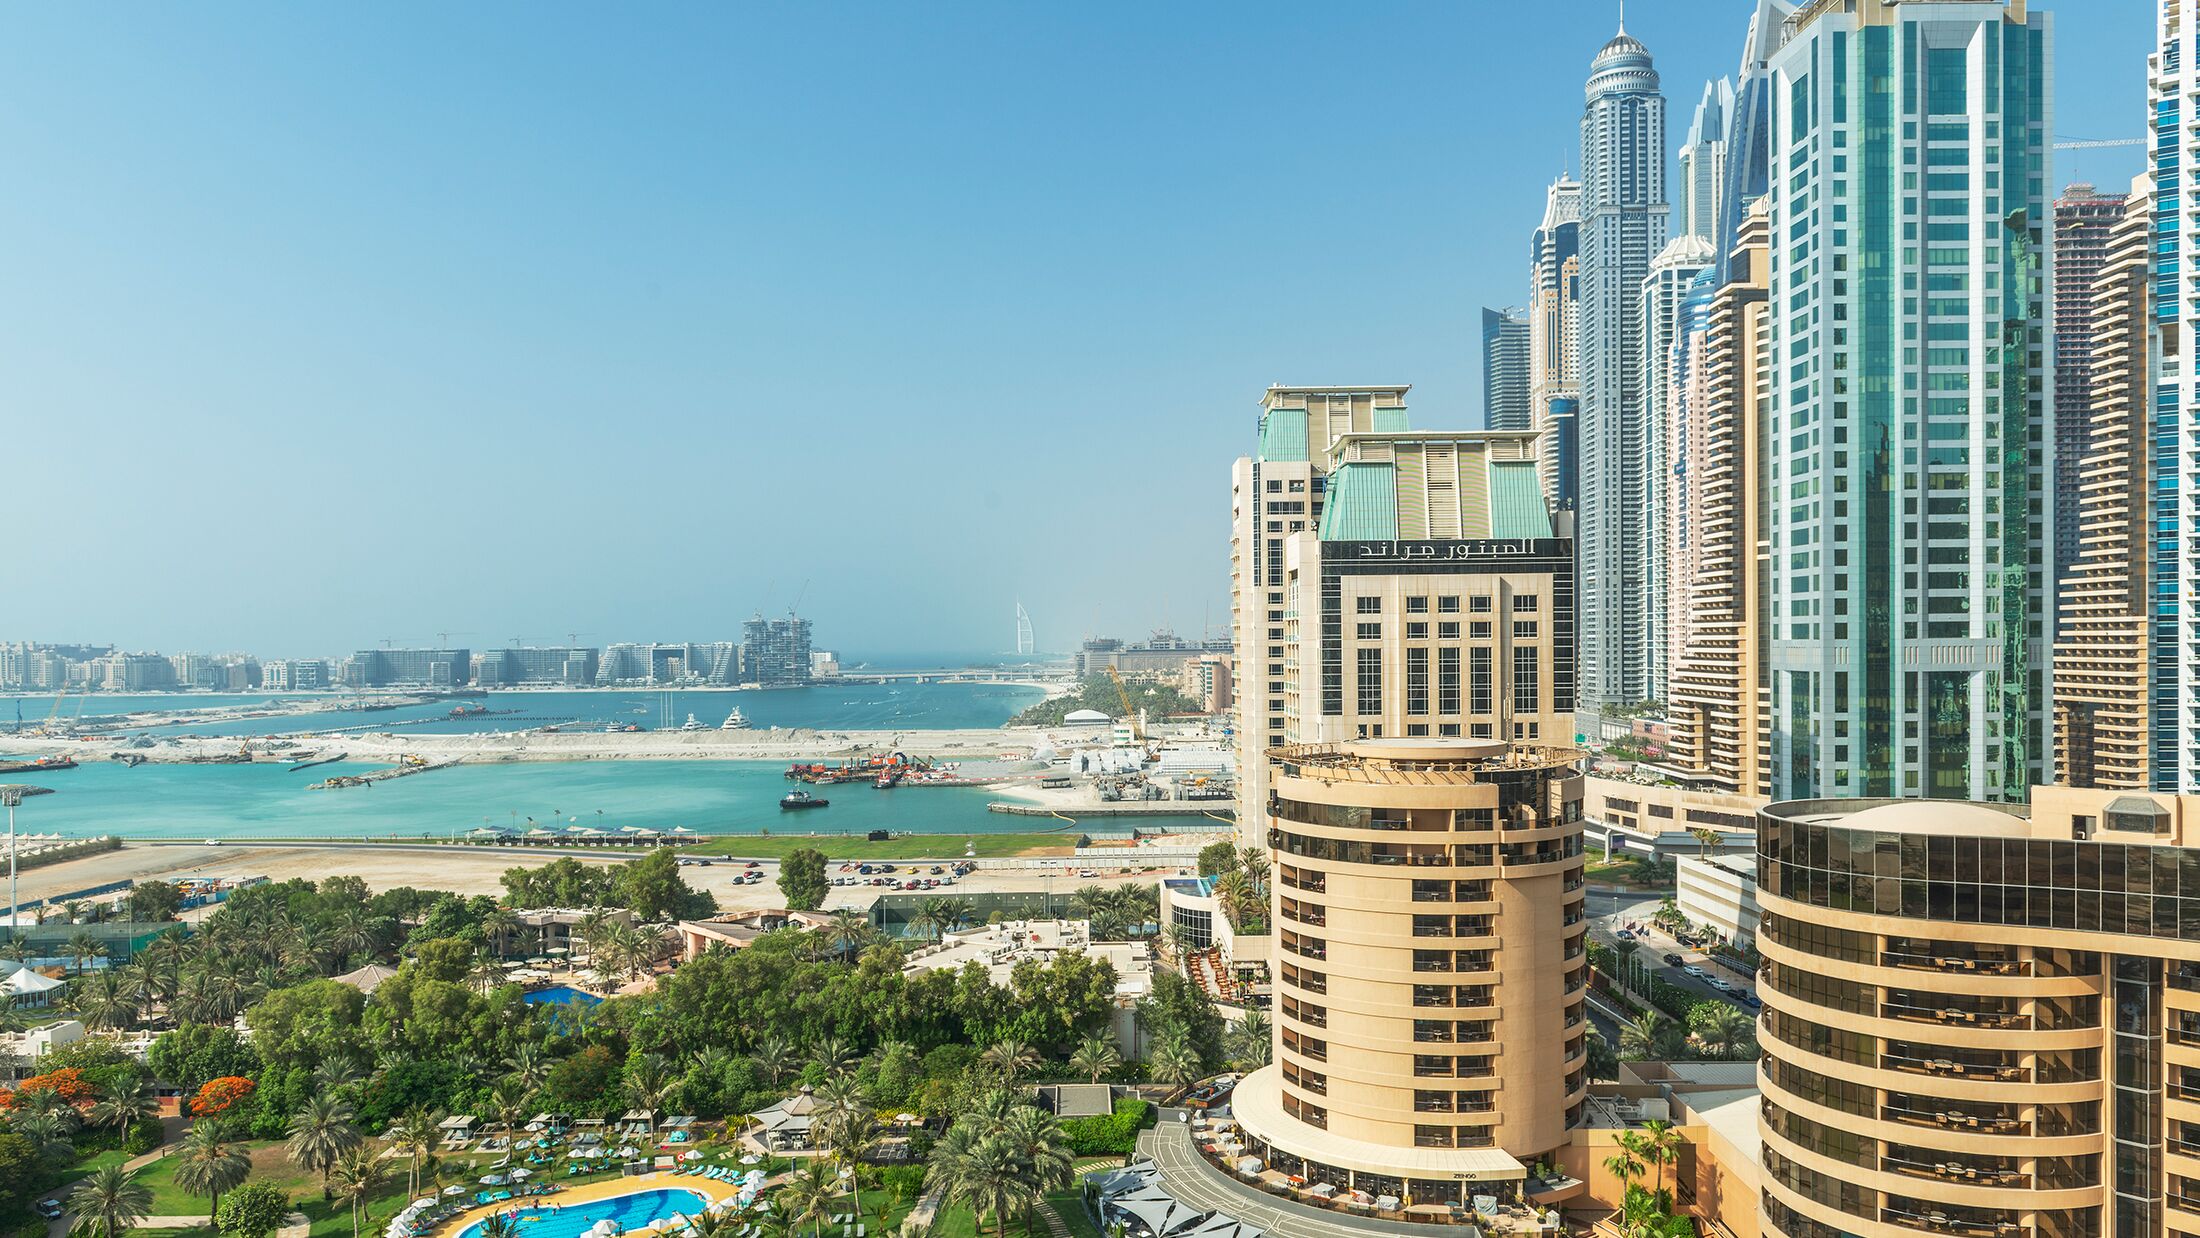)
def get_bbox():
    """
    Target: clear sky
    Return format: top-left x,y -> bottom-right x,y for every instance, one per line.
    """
1,1 -> 2151,662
